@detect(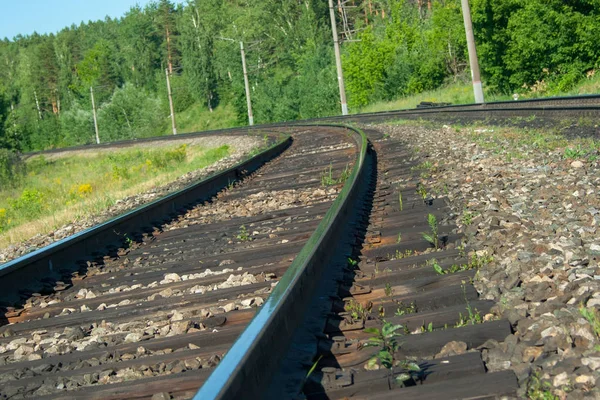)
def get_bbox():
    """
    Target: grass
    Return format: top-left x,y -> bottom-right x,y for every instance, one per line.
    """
320,163 -> 351,186
527,372 -> 559,400
355,73 -> 600,114
0,143 -> 232,248
580,305 -> 600,339
357,82 -> 510,113
169,102 -> 240,134
421,213 -> 439,249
